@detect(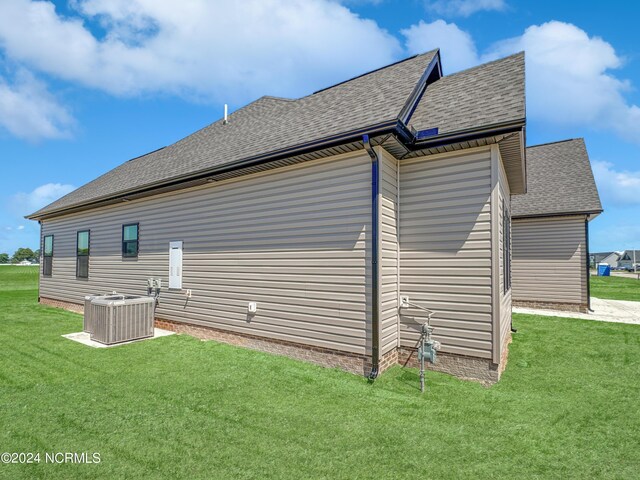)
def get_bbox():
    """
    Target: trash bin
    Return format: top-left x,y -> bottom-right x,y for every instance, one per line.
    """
597,264 -> 611,276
